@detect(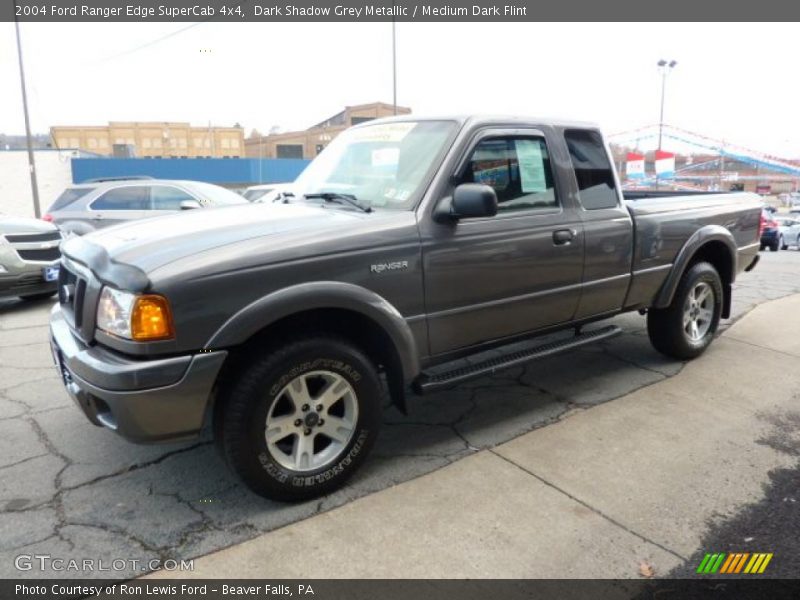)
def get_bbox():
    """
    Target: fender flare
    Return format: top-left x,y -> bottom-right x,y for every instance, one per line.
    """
205,281 -> 420,384
653,225 -> 737,310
